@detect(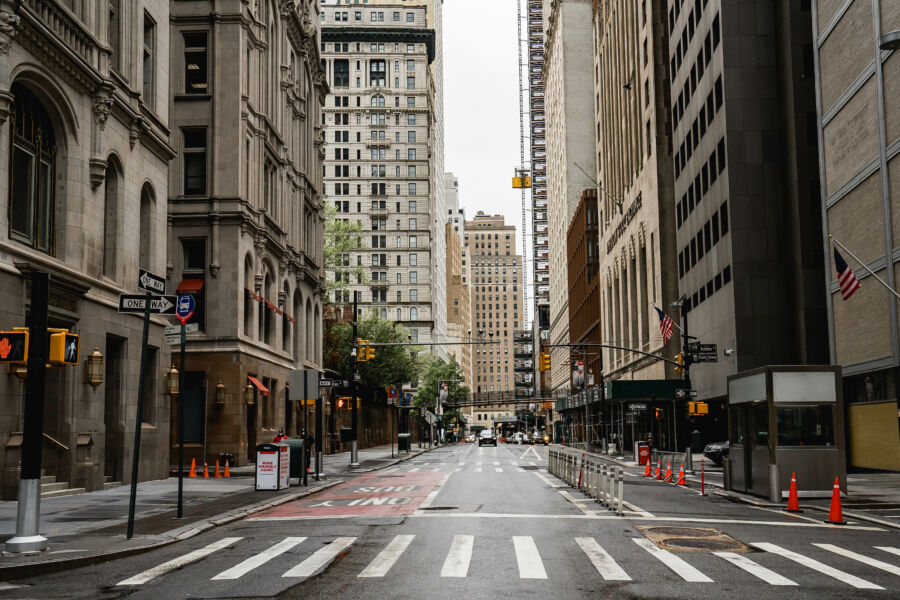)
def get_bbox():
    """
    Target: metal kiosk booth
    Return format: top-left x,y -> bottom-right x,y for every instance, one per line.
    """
726,365 -> 846,501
